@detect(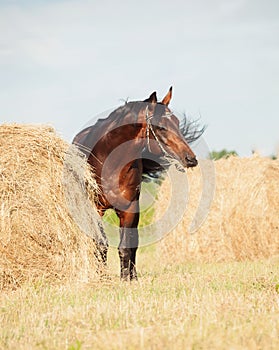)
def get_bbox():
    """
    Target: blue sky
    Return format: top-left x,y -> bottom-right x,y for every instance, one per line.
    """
1,0 -> 278,156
